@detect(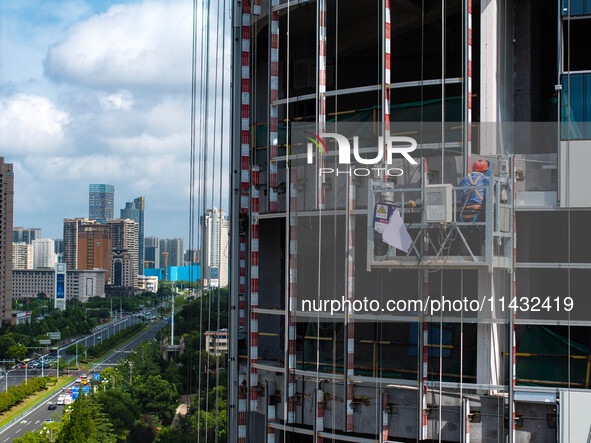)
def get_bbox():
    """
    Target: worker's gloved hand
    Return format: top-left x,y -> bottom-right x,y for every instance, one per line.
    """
408,200 -> 417,208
